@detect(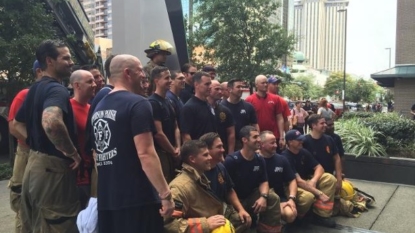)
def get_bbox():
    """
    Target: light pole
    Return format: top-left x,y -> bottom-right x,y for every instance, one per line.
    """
385,48 -> 391,68
338,8 -> 347,112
